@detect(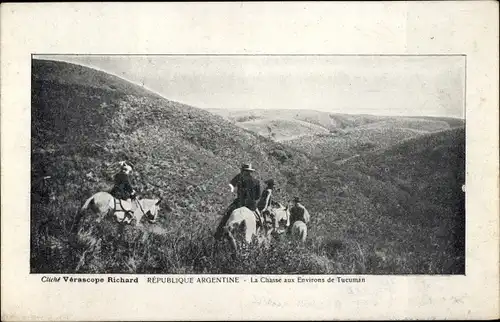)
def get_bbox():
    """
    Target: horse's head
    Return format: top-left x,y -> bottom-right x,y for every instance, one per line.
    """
268,202 -> 290,233
140,197 -> 163,223
264,210 -> 278,231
